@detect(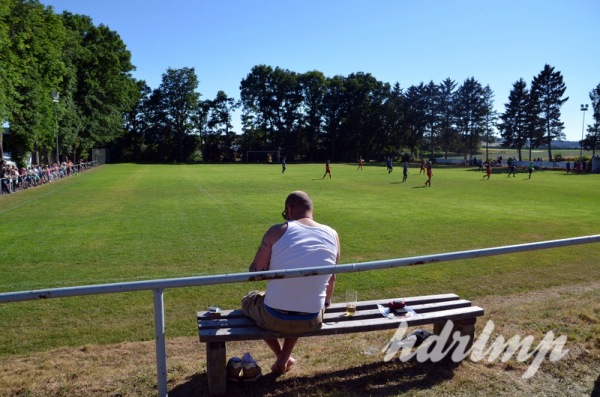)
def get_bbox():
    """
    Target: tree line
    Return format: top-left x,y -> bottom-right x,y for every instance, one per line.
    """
2,0 -> 599,166
123,64 -> 599,164
1,0 -> 138,166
